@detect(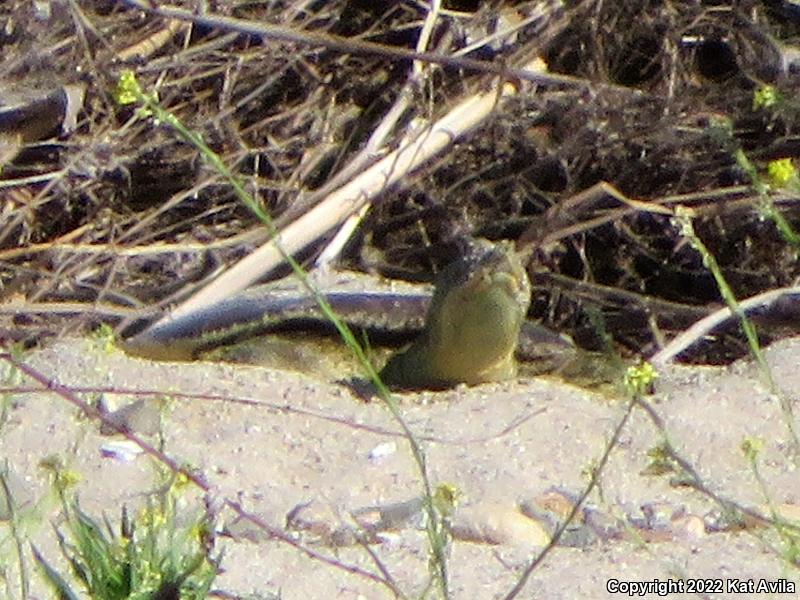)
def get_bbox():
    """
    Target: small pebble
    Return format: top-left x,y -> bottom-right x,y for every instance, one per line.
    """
368,441 -> 397,462
99,440 -> 144,462
452,503 -> 551,548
